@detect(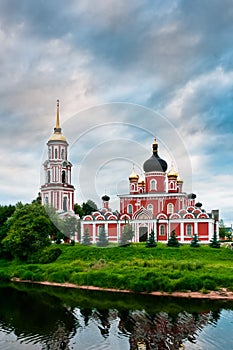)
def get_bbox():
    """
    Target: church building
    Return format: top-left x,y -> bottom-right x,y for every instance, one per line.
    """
41,102 -> 219,244
82,138 -> 219,243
